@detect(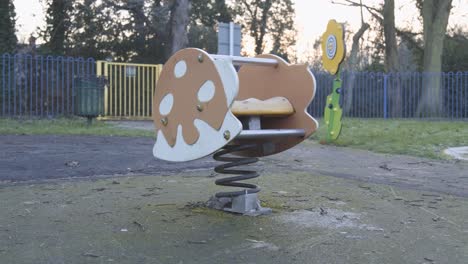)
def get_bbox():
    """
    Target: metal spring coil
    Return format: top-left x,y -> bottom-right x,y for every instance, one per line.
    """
213,144 -> 260,198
